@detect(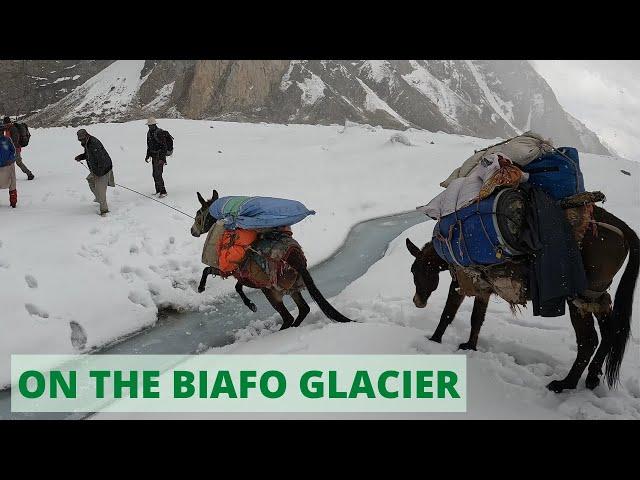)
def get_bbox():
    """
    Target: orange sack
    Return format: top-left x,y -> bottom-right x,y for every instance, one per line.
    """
216,228 -> 258,274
